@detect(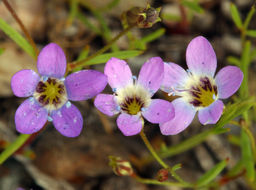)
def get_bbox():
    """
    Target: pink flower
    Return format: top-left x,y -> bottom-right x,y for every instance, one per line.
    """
11,43 -> 107,137
94,57 -> 175,136
160,36 -> 243,135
